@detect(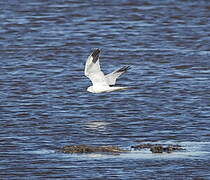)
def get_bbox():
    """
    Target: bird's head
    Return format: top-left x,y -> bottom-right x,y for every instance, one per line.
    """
87,86 -> 94,93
